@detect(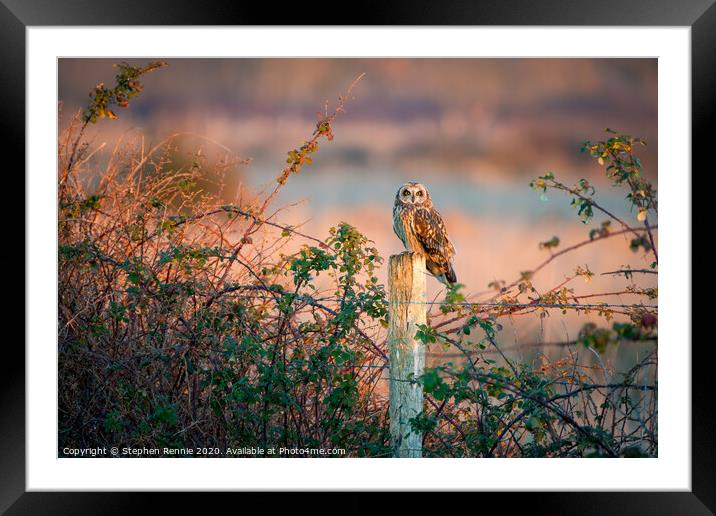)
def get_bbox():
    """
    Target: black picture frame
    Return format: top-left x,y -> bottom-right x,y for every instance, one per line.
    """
3,1 -> 708,513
